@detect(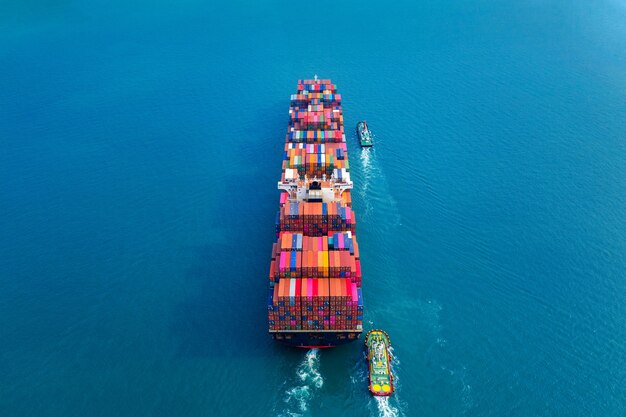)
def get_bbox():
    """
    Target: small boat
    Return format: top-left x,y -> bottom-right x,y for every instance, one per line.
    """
356,121 -> 374,147
365,329 -> 394,396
